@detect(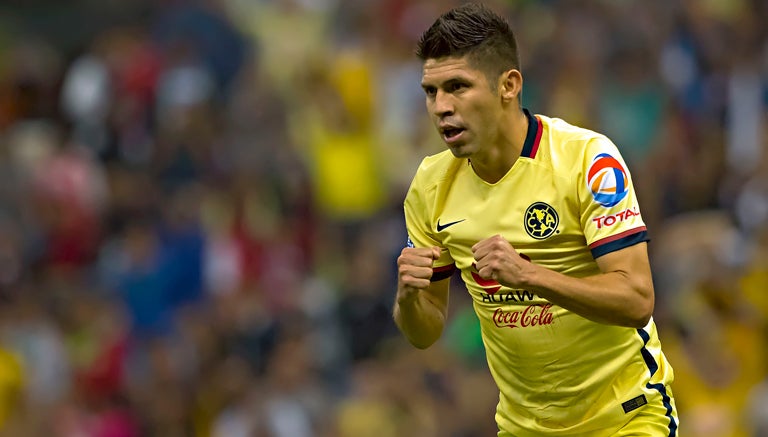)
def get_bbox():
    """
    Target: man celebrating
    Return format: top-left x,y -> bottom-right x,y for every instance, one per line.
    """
393,3 -> 678,436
